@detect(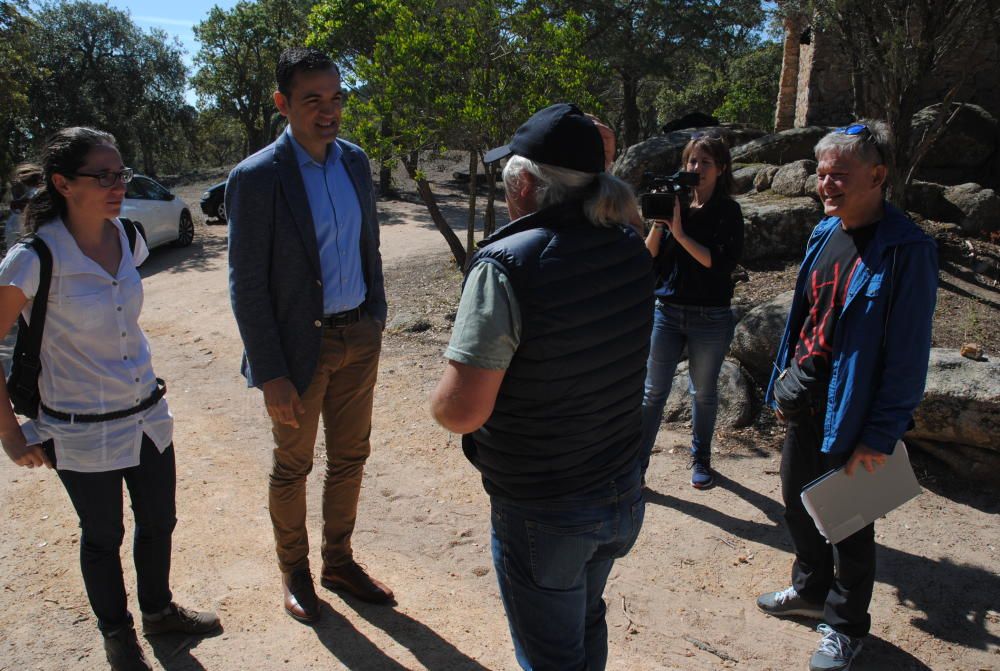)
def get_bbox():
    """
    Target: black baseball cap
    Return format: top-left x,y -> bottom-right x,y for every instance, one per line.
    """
483,103 -> 605,173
